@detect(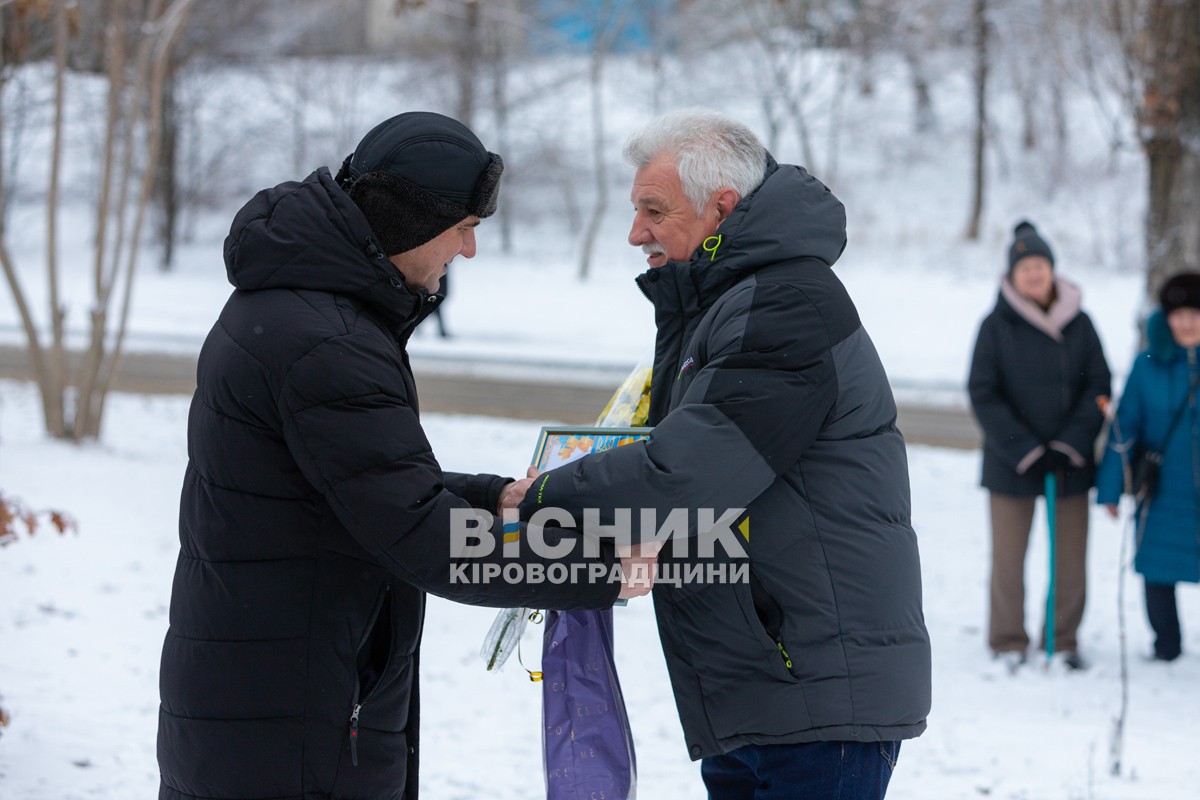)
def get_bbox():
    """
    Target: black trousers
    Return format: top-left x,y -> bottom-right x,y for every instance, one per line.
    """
1145,580 -> 1182,660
